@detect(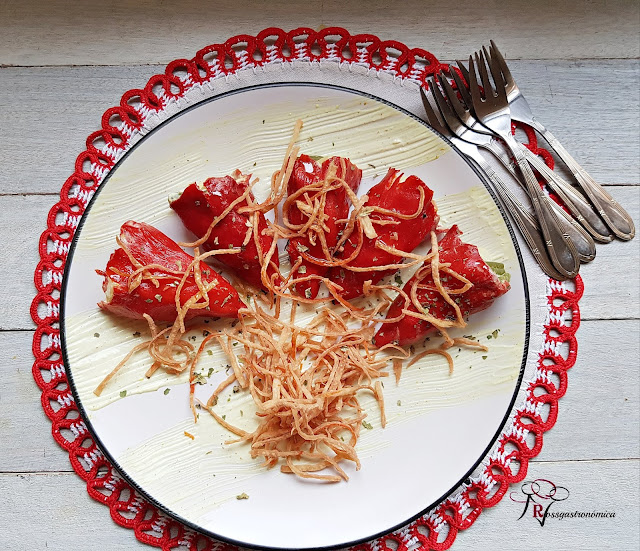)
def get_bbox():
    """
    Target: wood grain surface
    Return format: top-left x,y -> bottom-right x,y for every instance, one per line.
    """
0,1 -> 638,549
